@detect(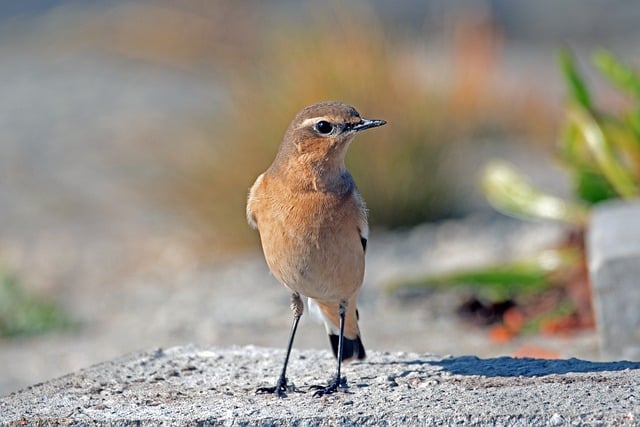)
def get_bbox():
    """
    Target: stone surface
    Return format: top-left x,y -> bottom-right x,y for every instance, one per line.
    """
1,345 -> 639,426
588,201 -> 640,360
